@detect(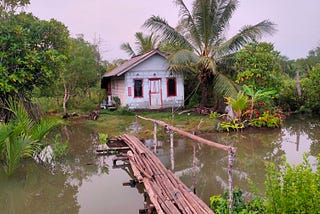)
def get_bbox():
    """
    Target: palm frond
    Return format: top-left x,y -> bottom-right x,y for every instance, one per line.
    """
30,118 -> 63,143
212,0 -> 238,40
175,0 -> 202,52
120,42 -> 136,57
216,20 -> 276,57
143,15 -> 194,51
168,49 -> 199,73
213,73 -> 238,98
